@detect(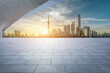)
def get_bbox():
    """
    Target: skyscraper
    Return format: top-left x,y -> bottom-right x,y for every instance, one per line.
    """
67,25 -> 70,34
76,14 -> 81,37
78,14 -> 81,28
71,21 -> 75,35
83,26 -> 90,37
47,15 -> 50,34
